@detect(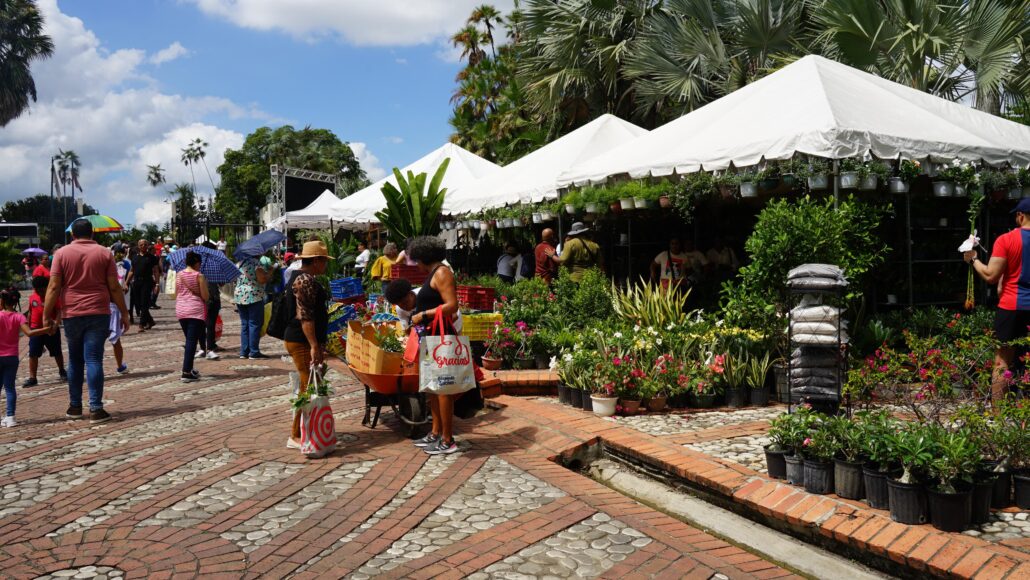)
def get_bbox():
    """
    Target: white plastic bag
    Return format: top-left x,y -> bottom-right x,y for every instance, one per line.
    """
299,366 -> 336,459
419,309 -> 476,396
